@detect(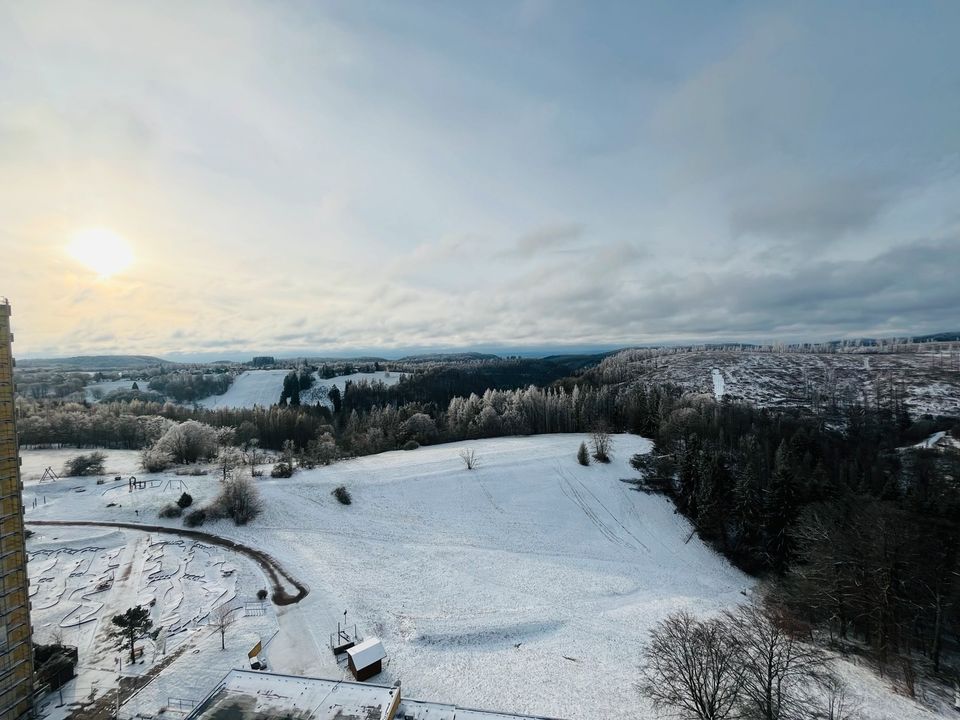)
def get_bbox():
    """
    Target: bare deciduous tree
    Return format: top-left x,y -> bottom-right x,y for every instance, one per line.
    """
244,438 -> 264,477
212,603 -> 237,650
724,602 -> 829,720
217,448 -> 242,482
214,475 -> 263,525
459,448 -> 479,470
591,430 -> 612,463
639,611 -> 743,720
819,675 -> 860,720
